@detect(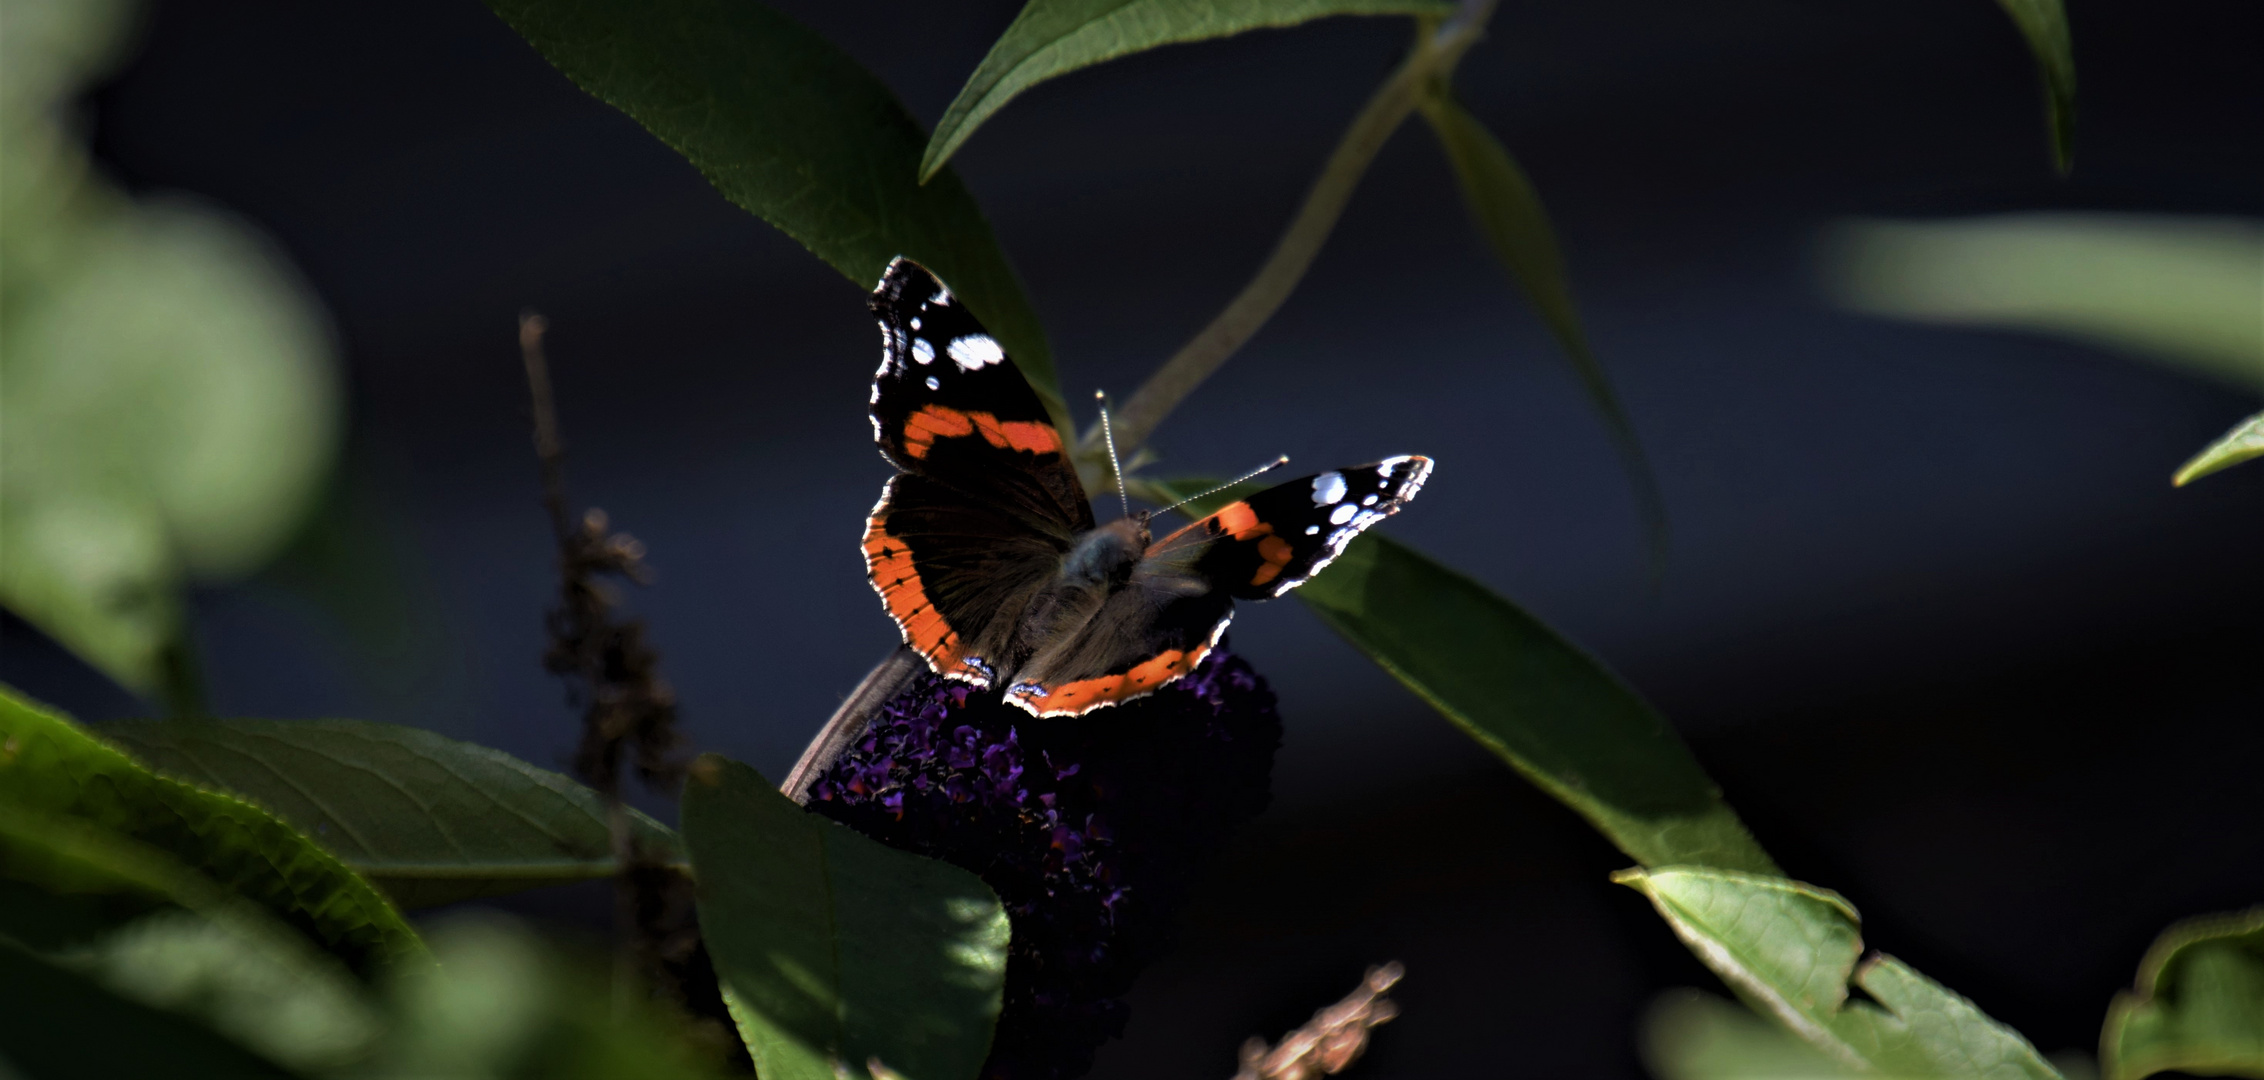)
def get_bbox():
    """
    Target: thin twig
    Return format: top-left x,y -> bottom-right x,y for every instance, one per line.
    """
521,315 -> 713,1043
1091,0 -> 1500,458
1231,962 -> 1407,1080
